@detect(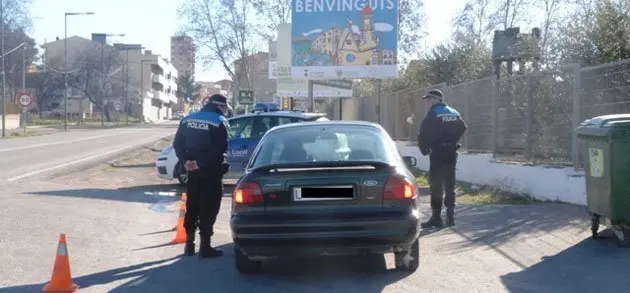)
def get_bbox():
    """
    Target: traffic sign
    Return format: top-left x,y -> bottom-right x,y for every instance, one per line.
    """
17,93 -> 32,107
114,101 -> 122,111
238,89 -> 254,105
